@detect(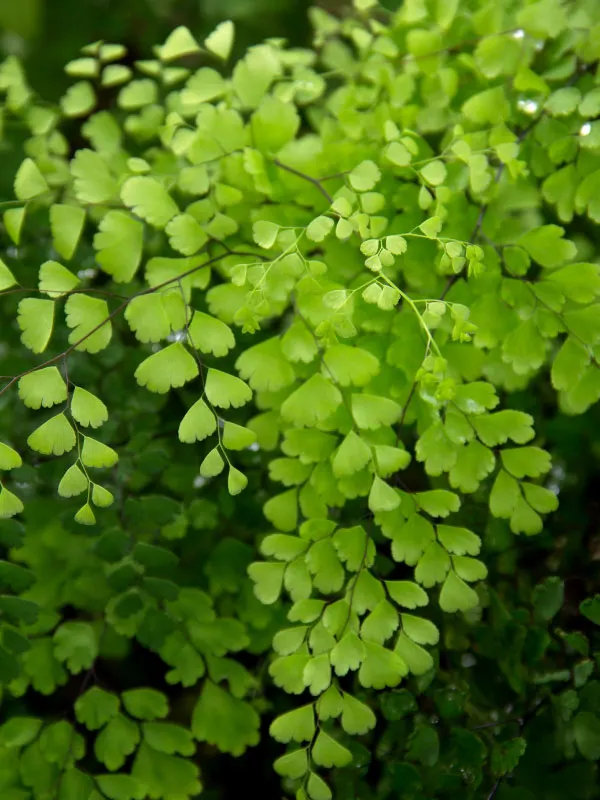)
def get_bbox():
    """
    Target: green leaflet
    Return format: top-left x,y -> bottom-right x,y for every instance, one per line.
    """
501,447 -> 551,479
143,721 -> 195,756
200,448 -> 225,478
71,148 -> 118,203
0,257 -> 17,290
61,80 -> 96,116
0,486 -> 24,519
17,298 -> 54,353
358,641 -> 407,689
0,442 -> 22,471
189,312 -> 235,358
281,375 -> 342,426
439,571 -> 479,613
65,294 -> 112,353
95,774 -> 146,800
161,26 -> 201,60
332,431 -> 372,477
166,214 -> 208,256
349,160 -> 381,191
437,526 -> 481,556
58,464 -> 89,497
27,414 -> 76,456
71,386 -> 108,428
251,95 -> 300,153
135,343 -> 199,394
264,488 -> 298,532
270,704 -> 315,744
4,206 -> 26,245
118,79 -> 157,110
94,210 -> 143,282
49,205 -> 86,260
222,421 -> 256,450
269,458 -> 312,486
415,490 -> 460,518
184,67 -> 228,104
274,748 -> 308,779
95,713 -> 140,770
228,466 -> 248,496
122,688 -> 169,720
518,225 -> 577,269
75,502 -> 96,525
472,410 -> 535,446
395,632 -> 434,676
323,345 -> 380,387
333,525 -> 374,571
386,581 -> 429,609
351,394 -> 402,429
191,680 -> 259,756
312,730 -> 352,768
132,742 -> 202,797
235,338 -> 294,391
81,436 -> 119,468
373,445 -> 411,476
14,158 -> 48,200
54,621 -> 98,672
18,367 -> 67,410
361,600 -> 399,645
38,260 -> 80,297
121,176 -> 179,229
369,476 -> 400,512
248,561 -> 285,604
125,295 -> 172,343
205,369 -> 252,409
204,20 -> 235,60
